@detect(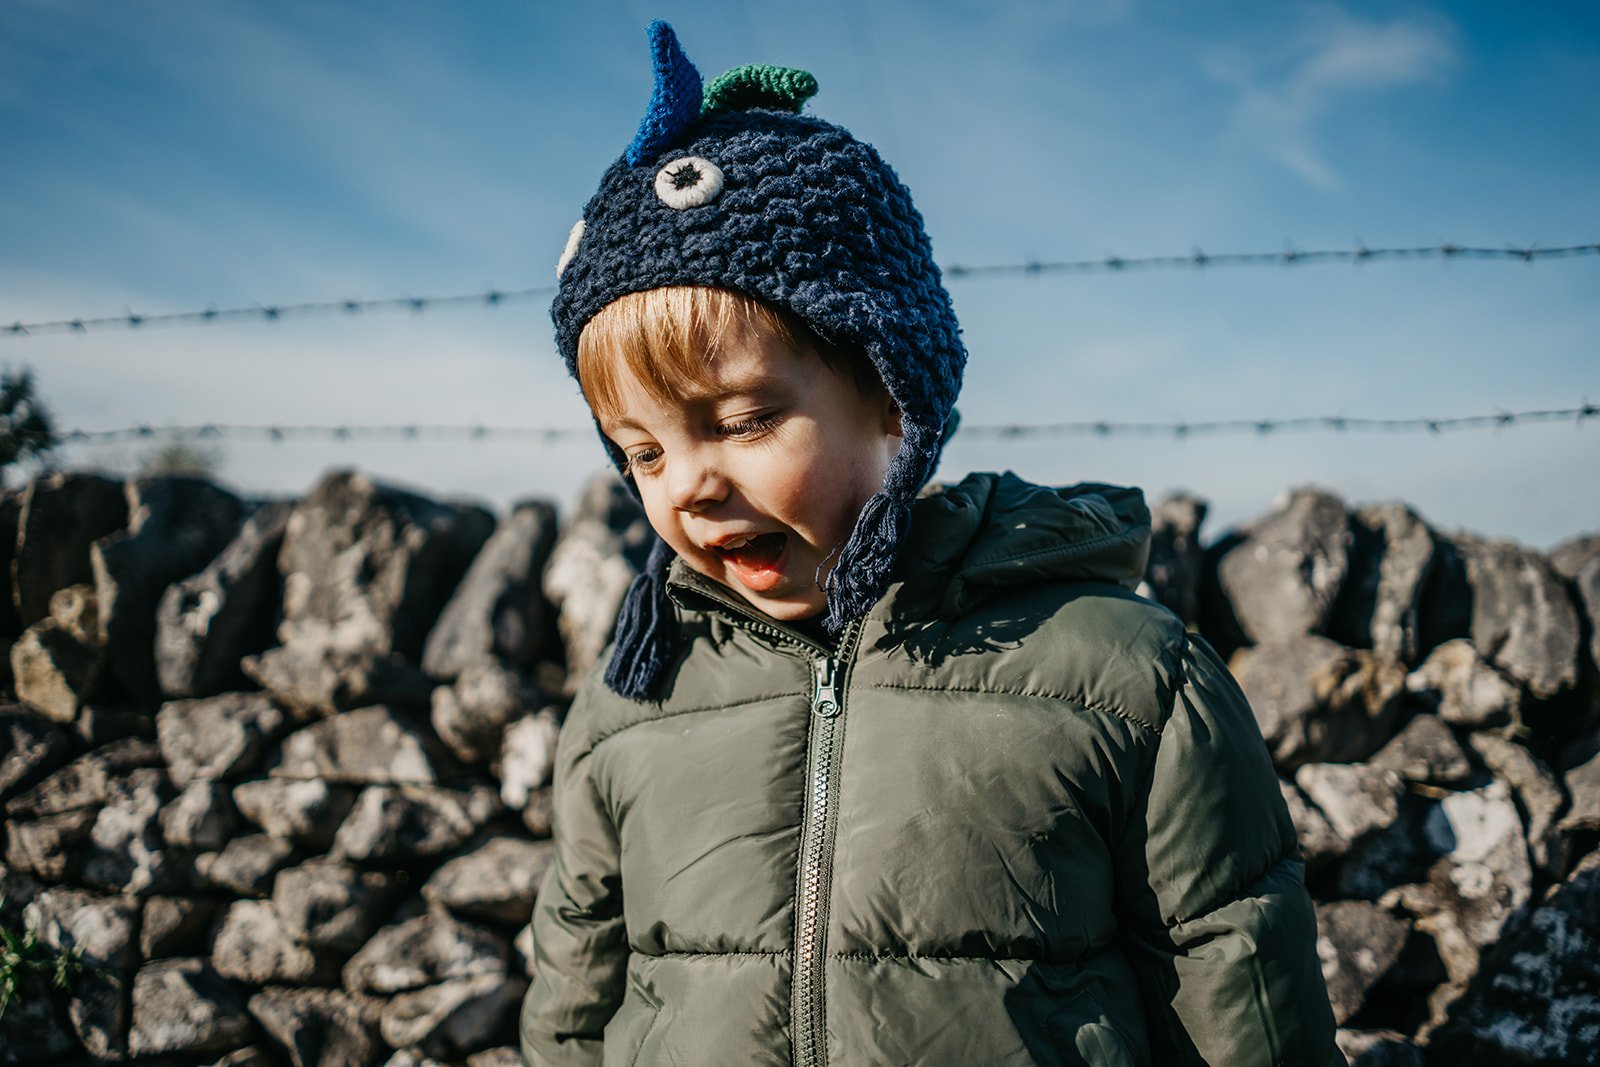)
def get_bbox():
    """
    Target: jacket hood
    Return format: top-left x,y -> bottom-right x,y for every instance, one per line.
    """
891,471 -> 1153,619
